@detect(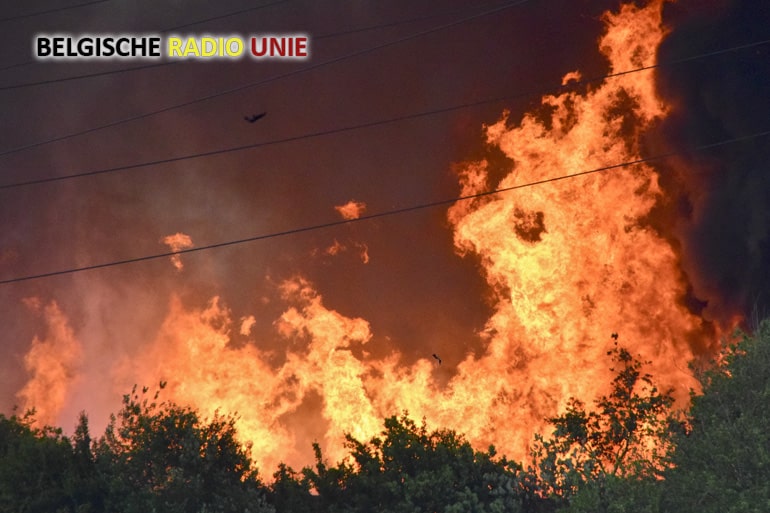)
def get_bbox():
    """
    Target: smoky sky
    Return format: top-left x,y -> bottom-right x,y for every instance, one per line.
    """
0,0 -> 767,425
655,0 -> 770,325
